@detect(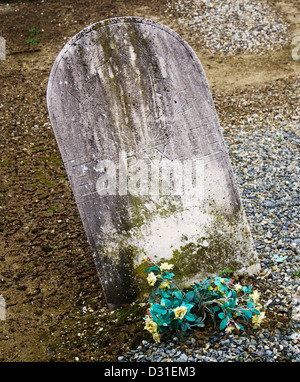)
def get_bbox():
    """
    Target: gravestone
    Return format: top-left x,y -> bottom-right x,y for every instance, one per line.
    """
47,17 -> 260,309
